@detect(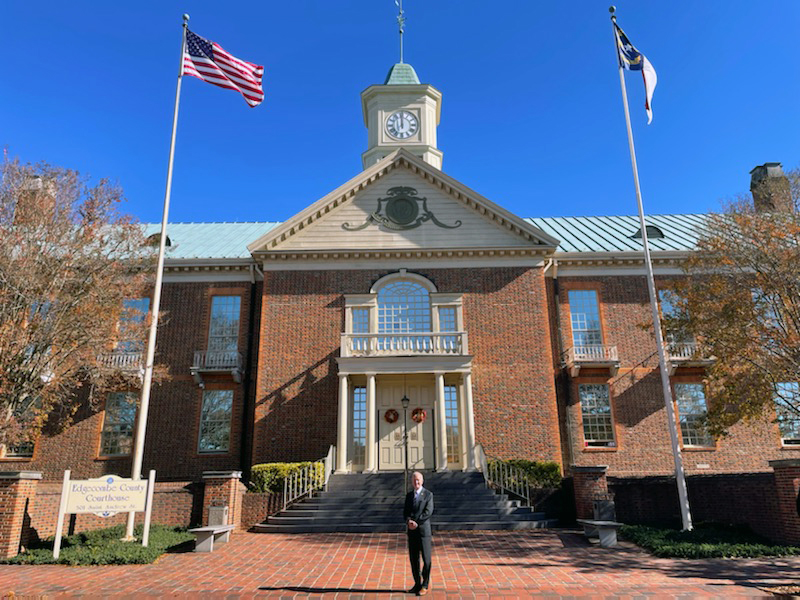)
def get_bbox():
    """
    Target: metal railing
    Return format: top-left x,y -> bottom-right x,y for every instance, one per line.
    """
340,332 -> 468,357
283,445 -> 334,511
475,443 -> 531,506
564,344 -> 619,363
97,351 -> 143,370
192,350 -> 243,370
